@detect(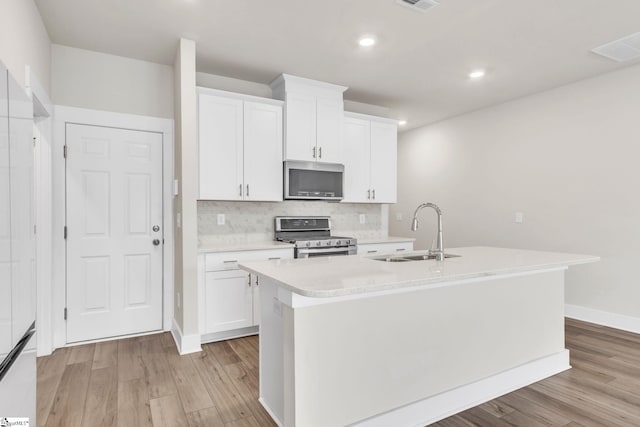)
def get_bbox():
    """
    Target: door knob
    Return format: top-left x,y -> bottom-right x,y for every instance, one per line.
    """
153,225 -> 160,232
153,239 -> 161,246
